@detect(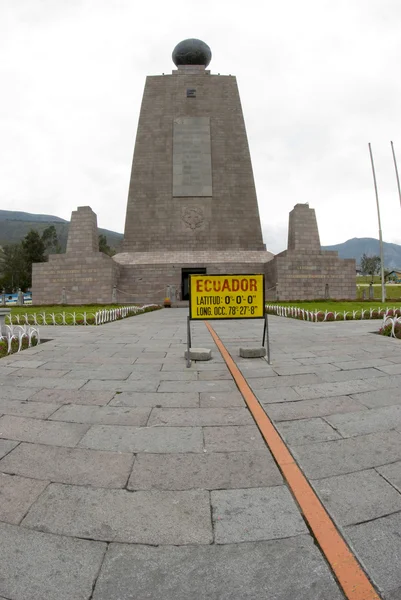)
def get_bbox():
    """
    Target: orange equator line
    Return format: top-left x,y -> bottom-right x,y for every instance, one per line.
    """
205,320 -> 381,600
